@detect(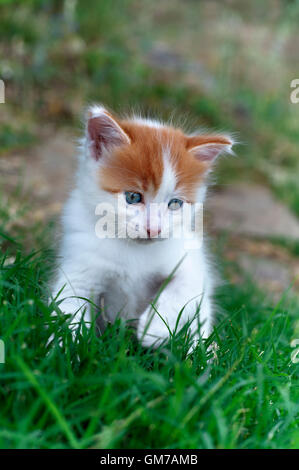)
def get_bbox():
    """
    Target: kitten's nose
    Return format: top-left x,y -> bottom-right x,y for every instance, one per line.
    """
147,227 -> 161,238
